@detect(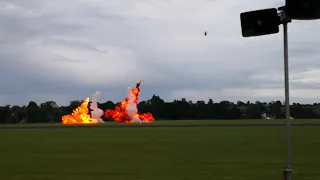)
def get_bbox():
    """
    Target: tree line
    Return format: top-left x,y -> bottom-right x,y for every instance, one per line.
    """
0,94 -> 320,123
